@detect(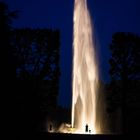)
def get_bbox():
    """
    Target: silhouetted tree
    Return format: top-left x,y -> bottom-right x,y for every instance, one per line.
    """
0,2 -> 18,72
11,28 -> 60,132
0,2 -> 19,133
0,1 -> 18,82
107,32 -> 140,133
